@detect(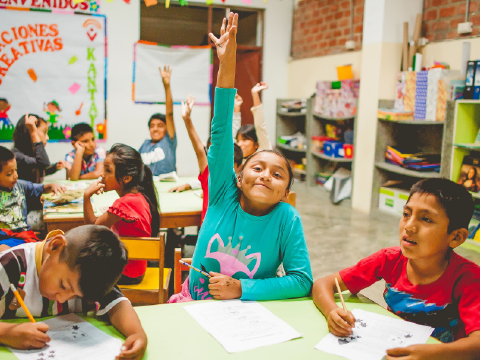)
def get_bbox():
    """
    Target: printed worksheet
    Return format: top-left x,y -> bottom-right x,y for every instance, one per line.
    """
315,309 -> 434,360
9,314 -> 122,360
184,300 -> 302,353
